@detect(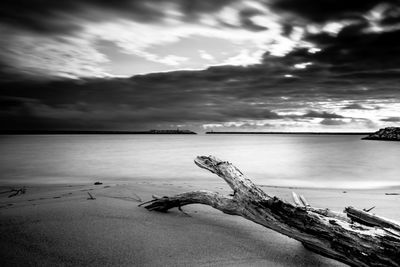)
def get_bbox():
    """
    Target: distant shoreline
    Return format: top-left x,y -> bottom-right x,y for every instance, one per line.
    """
0,130 -> 197,135
206,131 -> 372,135
0,130 -> 373,135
